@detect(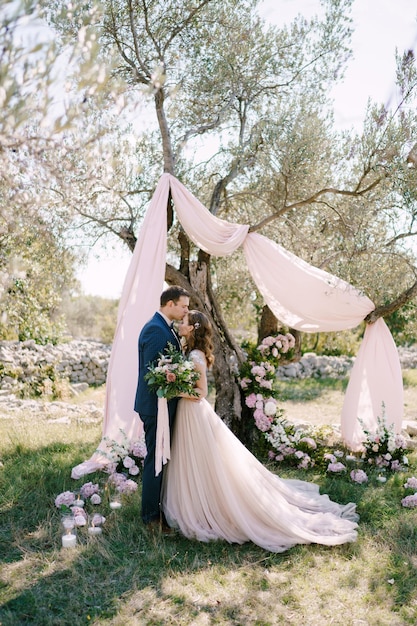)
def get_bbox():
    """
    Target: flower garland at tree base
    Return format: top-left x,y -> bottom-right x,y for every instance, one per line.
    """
237,334 -> 410,476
